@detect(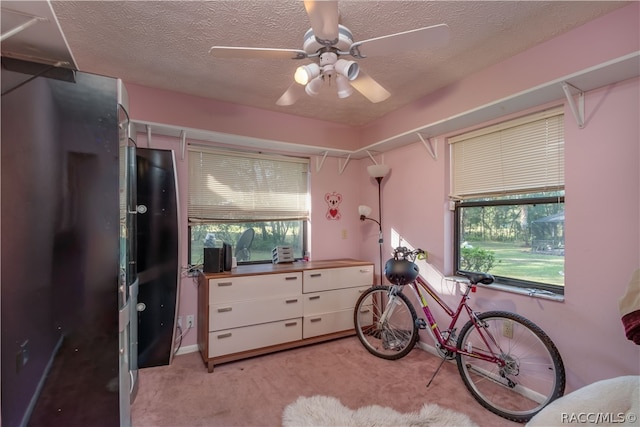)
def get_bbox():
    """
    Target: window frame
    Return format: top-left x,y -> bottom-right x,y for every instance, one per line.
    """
186,146 -> 310,267
187,219 -> 308,266
449,107 -> 565,295
454,195 -> 565,295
